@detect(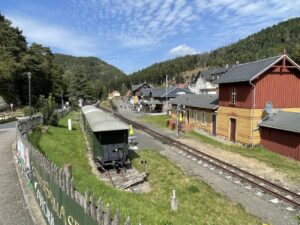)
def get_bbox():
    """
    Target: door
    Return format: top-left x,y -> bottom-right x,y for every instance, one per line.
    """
212,114 -> 216,136
230,118 -> 236,142
187,110 -> 190,124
